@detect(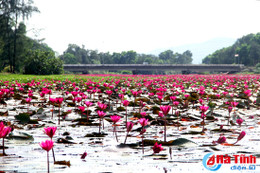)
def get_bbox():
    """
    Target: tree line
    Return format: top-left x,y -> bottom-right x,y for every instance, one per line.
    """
59,44 -> 193,65
1,0 -> 259,75
202,33 -> 260,66
0,0 -> 193,75
0,0 -> 63,74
